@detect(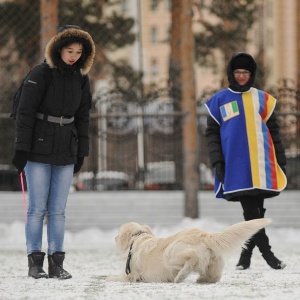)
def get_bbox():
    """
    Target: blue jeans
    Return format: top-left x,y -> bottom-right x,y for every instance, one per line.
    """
24,161 -> 74,255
